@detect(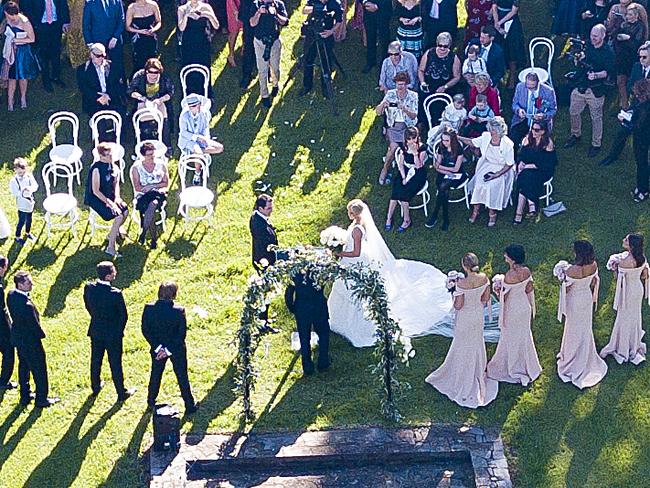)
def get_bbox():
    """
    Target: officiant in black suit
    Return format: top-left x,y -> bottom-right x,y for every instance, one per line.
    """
284,272 -> 330,375
7,271 -> 59,408
0,256 -> 17,390
249,193 -> 279,333
83,261 -> 135,402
